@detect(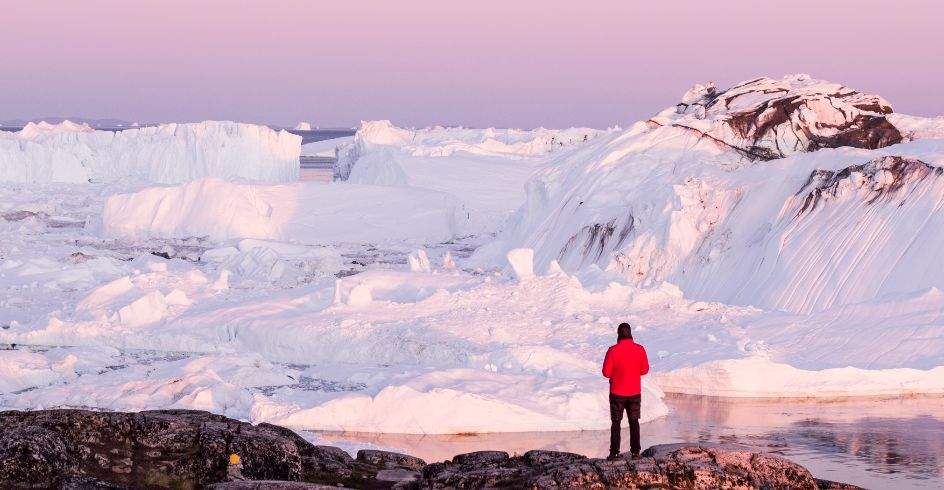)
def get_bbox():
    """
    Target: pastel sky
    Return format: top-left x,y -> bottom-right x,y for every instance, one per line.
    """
1,0 -> 941,128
